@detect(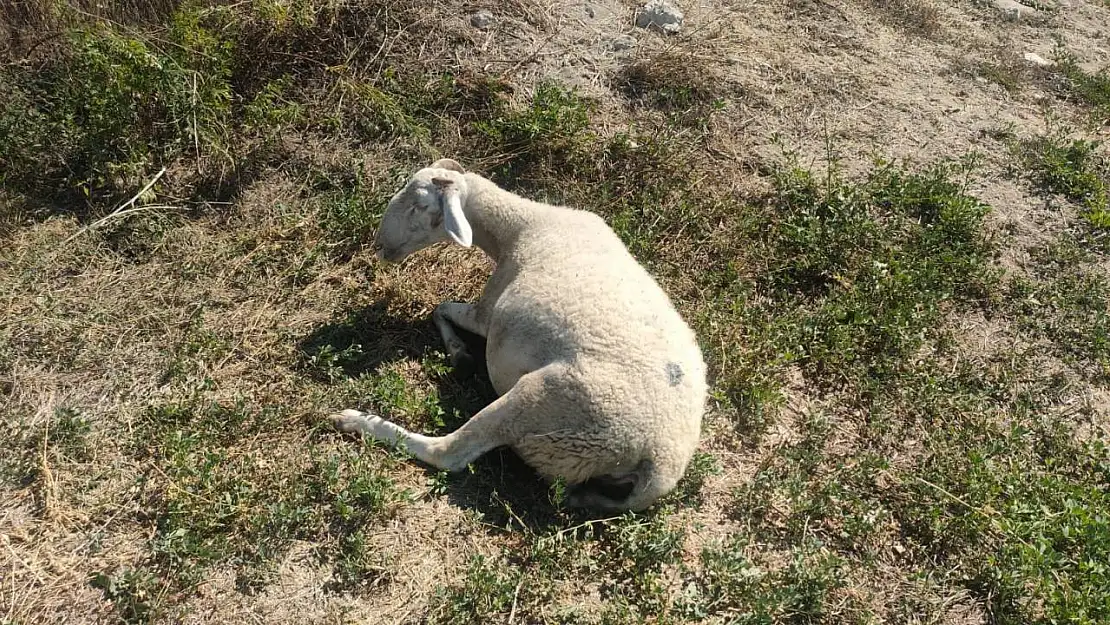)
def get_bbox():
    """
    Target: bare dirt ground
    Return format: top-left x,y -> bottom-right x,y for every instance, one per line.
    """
2,0 -> 1109,623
